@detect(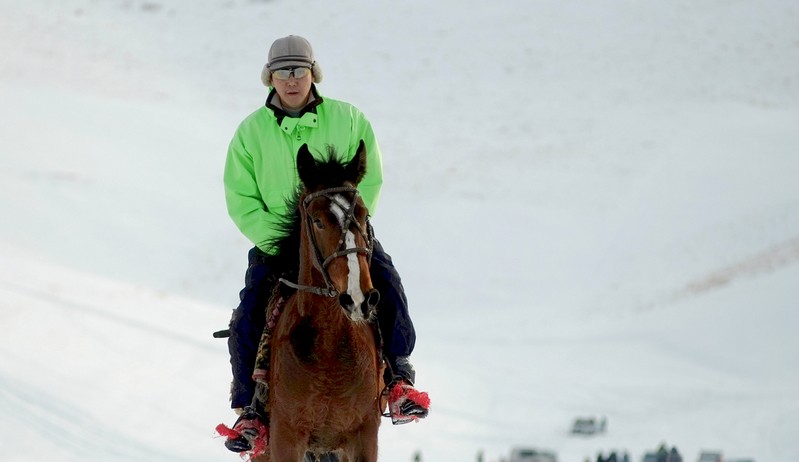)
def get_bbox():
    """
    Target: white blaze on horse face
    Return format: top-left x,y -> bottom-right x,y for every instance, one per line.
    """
330,195 -> 365,319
